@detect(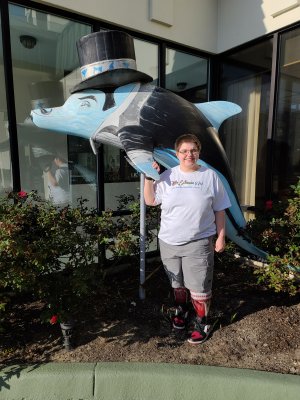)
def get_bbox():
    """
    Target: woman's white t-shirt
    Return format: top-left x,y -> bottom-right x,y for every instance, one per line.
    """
49,164 -> 70,205
154,165 -> 231,245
